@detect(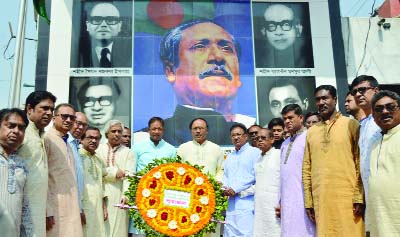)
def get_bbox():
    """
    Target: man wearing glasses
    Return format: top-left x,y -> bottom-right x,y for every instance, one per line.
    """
349,75 -> 381,234
367,90 -> 400,236
44,104 -> 83,237
77,78 -> 120,140
254,2 -> 314,68
222,123 -> 260,236
82,2 -> 132,67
